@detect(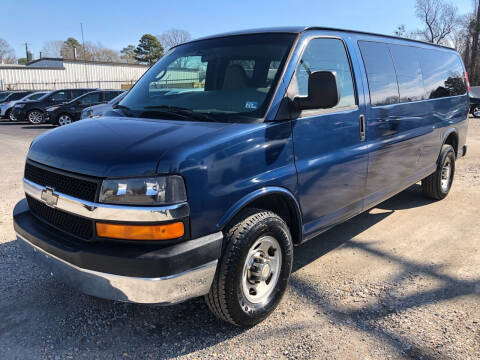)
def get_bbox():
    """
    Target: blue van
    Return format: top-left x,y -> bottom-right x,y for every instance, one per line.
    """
13,27 -> 469,327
